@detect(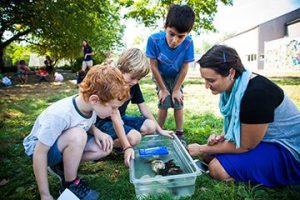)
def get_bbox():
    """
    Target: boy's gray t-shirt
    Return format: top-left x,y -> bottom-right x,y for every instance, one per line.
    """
23,96 -> 97,156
